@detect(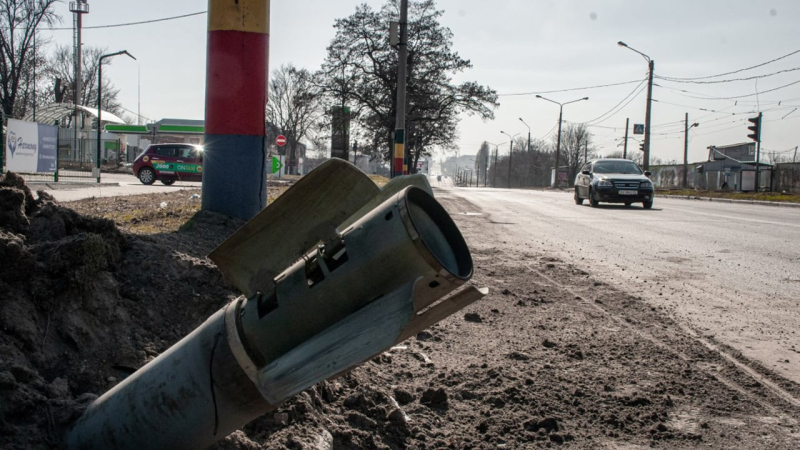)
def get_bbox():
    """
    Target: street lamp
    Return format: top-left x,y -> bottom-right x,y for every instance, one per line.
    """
486,141 -> 505,188
535,95 -> 589,187
683,115 -> 699,188
518,118 -> 531,152
618,40 -> 654,171
500,131 -> 520,188
96,50 -> 136,182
